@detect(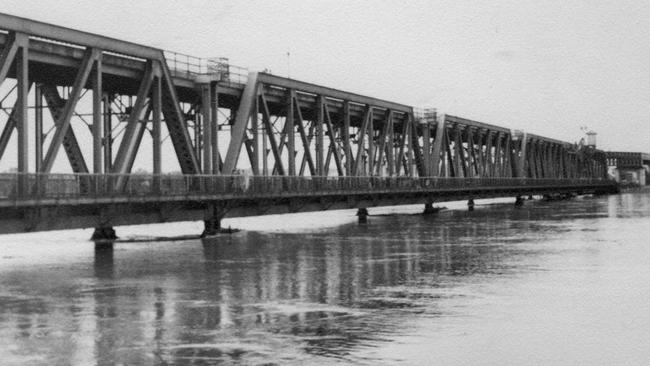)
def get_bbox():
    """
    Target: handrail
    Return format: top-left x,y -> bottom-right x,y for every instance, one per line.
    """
0,173 -> 616,202
163,51 -> 249,85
